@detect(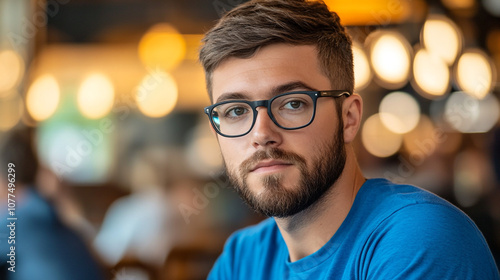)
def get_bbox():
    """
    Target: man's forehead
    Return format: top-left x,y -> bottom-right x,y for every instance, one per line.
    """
211,44 -> 325,102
